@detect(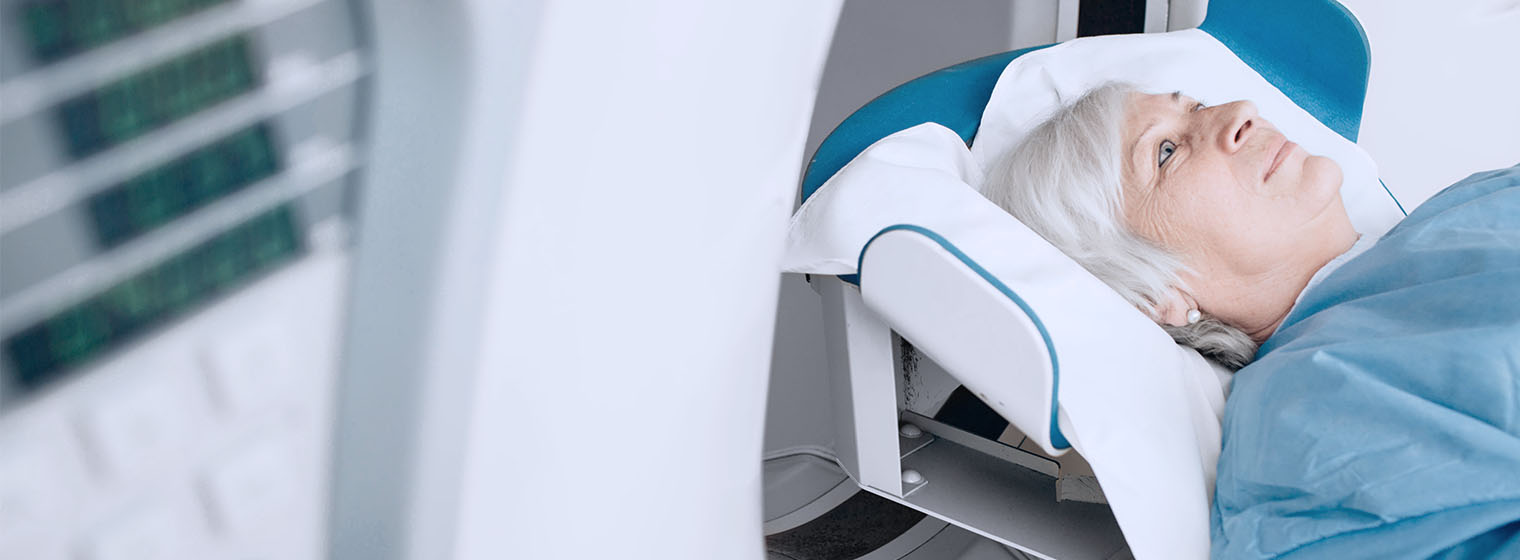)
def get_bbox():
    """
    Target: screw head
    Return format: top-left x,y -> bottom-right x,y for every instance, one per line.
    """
898,423 -> 923,438
902,469 -> 924,485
